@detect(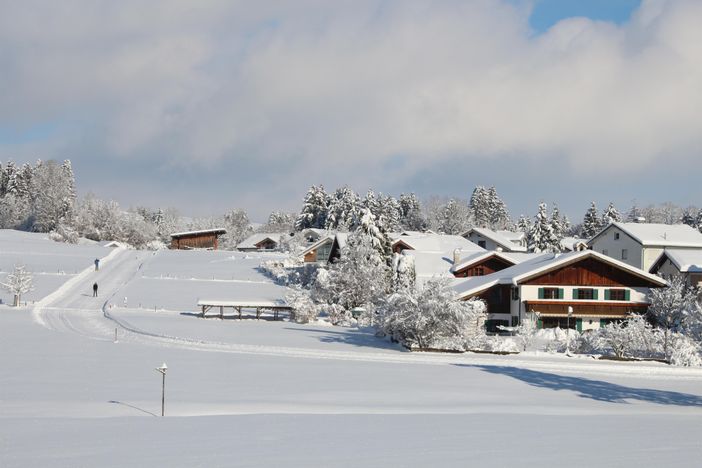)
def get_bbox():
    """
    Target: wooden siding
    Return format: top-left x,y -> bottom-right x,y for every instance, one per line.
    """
525,300 -> 648,318
170,233 -> 220,250
392,240 -> 413,254
255,238 -> 278,250
477,285 -> 512,315
454,257 -> 514,278
522,257 -> 659,287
